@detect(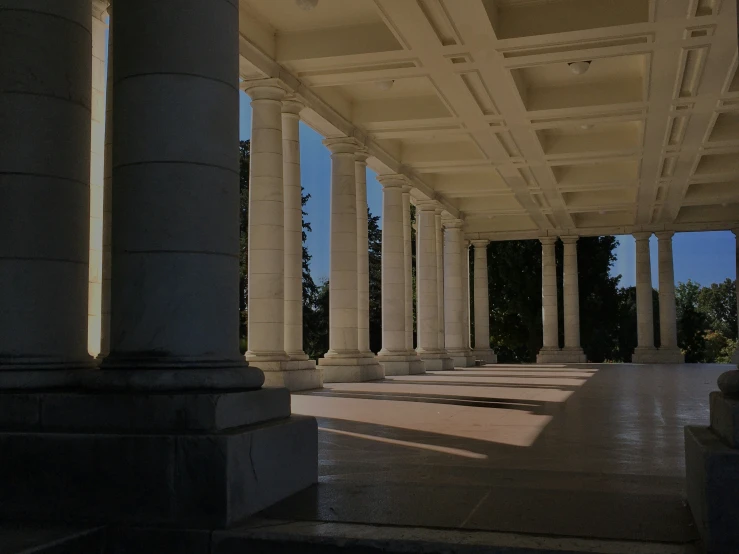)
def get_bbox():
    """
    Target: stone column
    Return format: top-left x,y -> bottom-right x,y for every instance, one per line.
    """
461,240 -> 472,355
655,232 -> 684,363
319,138 -> 382,383
437,212 -> 453,369
88,1 -> 109,358
472,240 -> 497,364
632,232 -> 657,363
377,176 -> 422,375
280,95 -> 320,390
0,0 -> 317,526
560,236 -> 586,363
537,237 -> 561,363
0,0 -> 96,382
416,201 -> 444,371
402,186 -> 414,354
242,82 -> 290,374
444,221 -> 473,367
356,149 -> 373,357
733,230 -> 739,364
